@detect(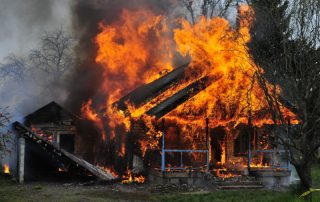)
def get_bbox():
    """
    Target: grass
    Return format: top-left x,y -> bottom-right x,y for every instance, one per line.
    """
0,178 -> 154,202
1,165 -> 320,201
156,190 -> 300,202
0,180 -> 306,202
312,164 -> 320,187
